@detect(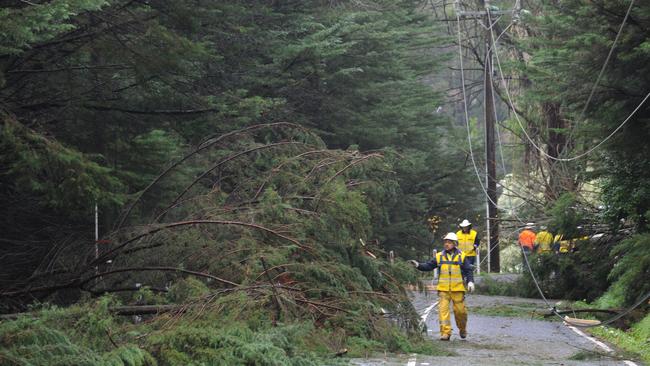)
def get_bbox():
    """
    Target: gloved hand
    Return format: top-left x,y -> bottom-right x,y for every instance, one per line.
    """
407,260 -> 419,268
467,282 -> 475,293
